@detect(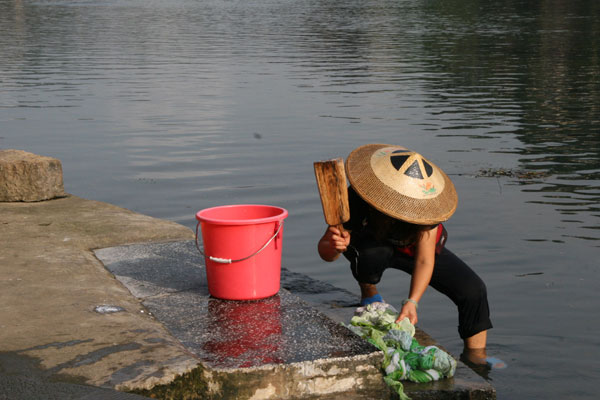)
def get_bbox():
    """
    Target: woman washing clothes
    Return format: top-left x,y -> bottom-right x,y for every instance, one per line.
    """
317,144 -> 505,370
